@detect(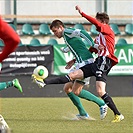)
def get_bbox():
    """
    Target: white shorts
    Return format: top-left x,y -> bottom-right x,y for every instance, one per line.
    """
69,58 -> 94,85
